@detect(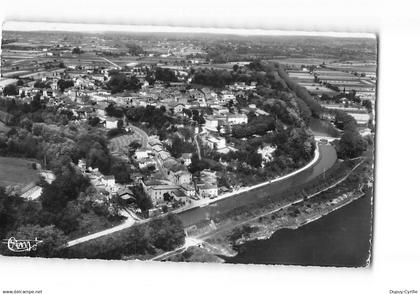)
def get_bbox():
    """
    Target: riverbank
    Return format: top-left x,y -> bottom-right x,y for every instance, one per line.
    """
164,156 -> 372,263
226,188 -> 373,266
233,183 -> 367,248
173,142 -> 321,214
